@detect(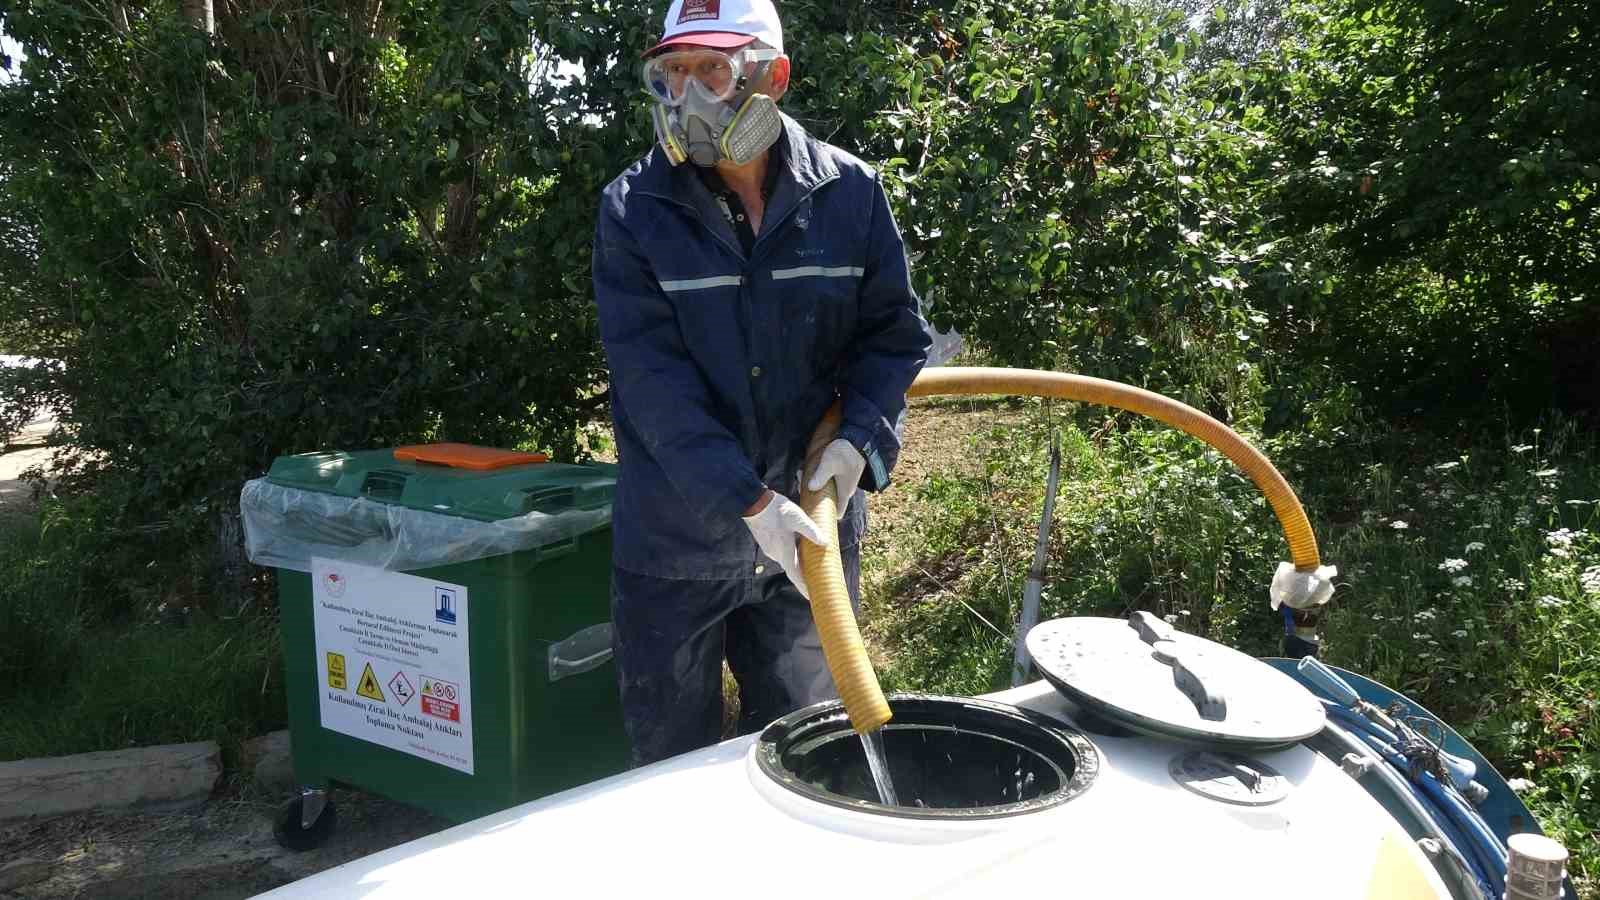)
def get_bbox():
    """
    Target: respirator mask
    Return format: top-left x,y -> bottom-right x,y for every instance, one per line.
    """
643,46 -> 784,167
